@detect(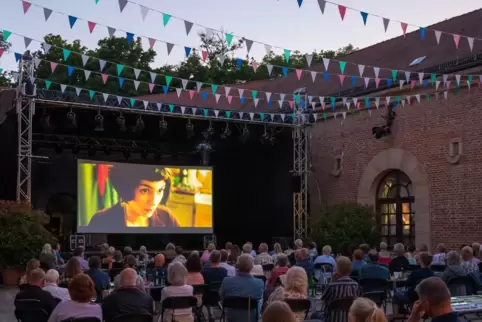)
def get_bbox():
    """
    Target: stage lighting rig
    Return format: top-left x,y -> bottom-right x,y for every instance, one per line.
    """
135,115 -> 145,132
66,109 -> 77,129
239,124 -> 250,143
116,113 -> 126,133
372,107 -> 396,139
159,116 -> 168,136
94,111 -> 104,132
260,125 -> 270,144
220,123 -> 232,139
196,141 -> 213,166
186,119 -> 195,138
